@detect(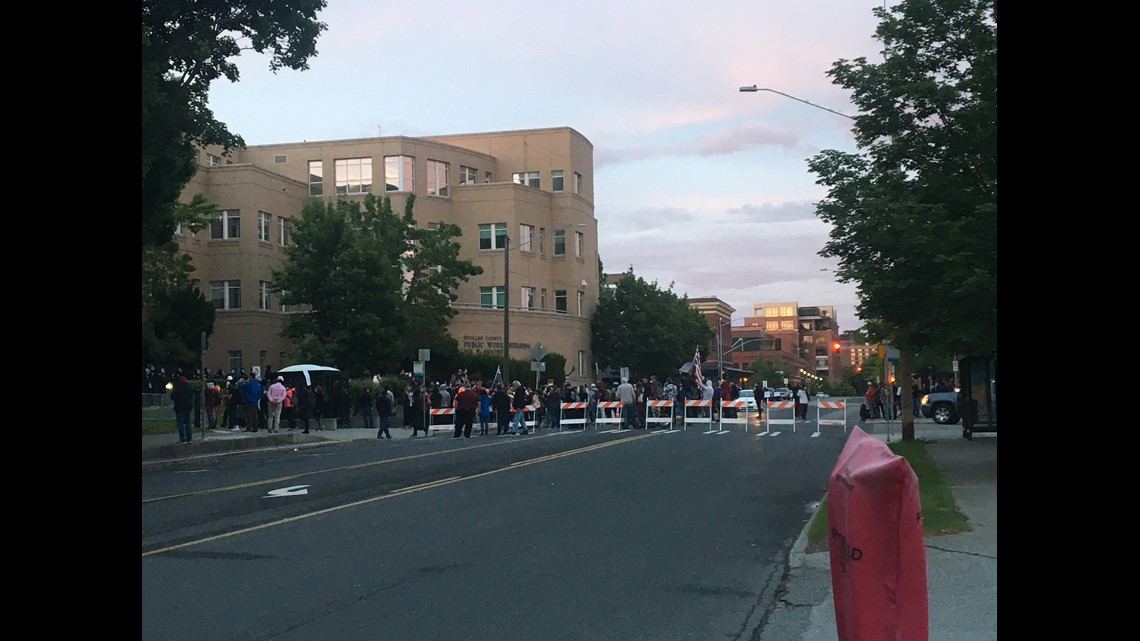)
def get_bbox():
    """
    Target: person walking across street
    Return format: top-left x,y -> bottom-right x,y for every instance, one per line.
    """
453,385 -> 480,438
266,376 -> 287,433
171,375 -> 195,444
